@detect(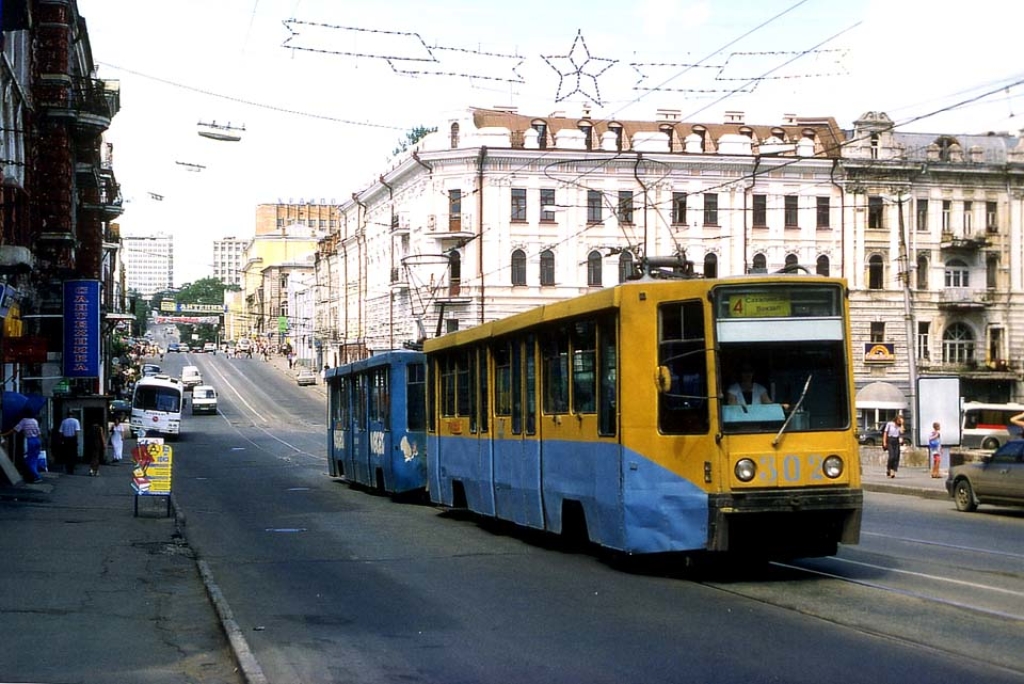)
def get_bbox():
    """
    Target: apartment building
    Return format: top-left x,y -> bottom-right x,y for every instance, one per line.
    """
121,233 -> 173,298
212,236 -> 248,288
